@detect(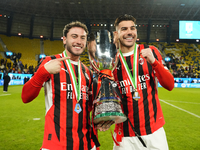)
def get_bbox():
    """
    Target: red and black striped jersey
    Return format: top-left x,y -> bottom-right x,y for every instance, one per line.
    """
35,52 -> 95,150
113,44 -> 166,137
